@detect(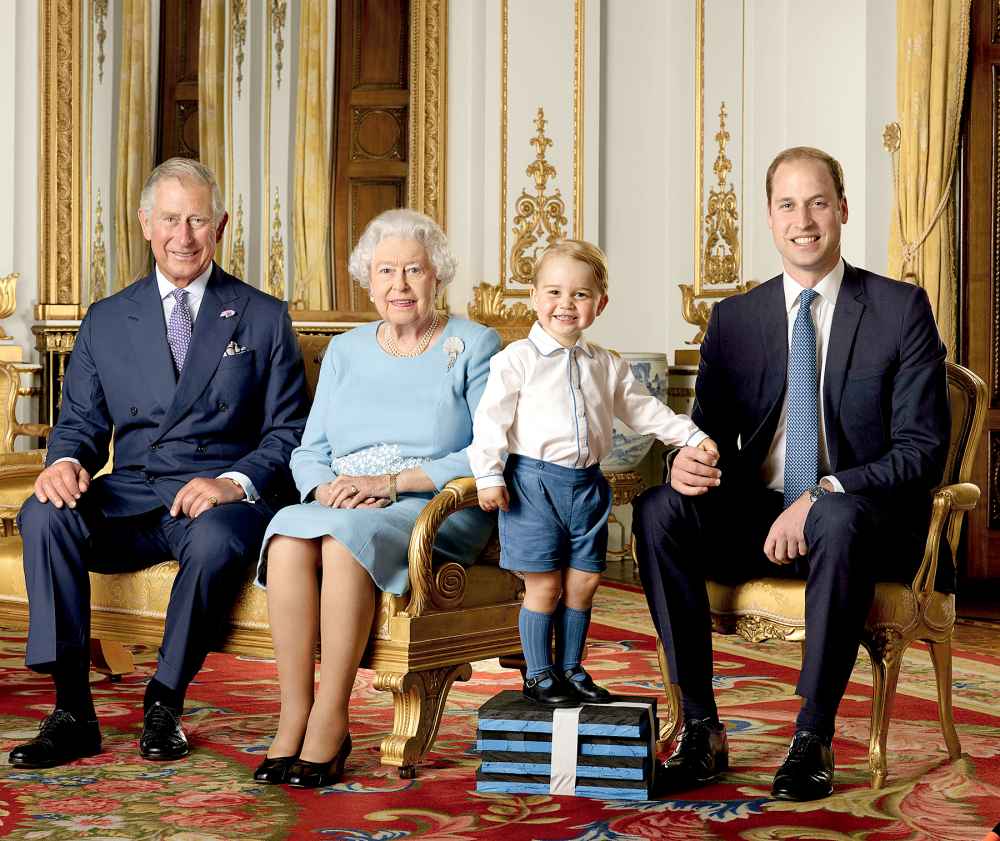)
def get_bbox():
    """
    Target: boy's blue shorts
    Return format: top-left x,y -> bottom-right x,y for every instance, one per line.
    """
498,454 -> 613,574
